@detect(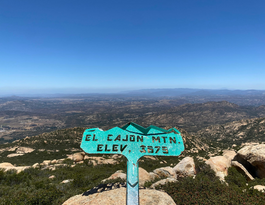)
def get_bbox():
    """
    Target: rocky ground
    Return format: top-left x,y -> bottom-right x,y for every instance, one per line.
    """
0,102 -> 265,204
0,139 -> 265,204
